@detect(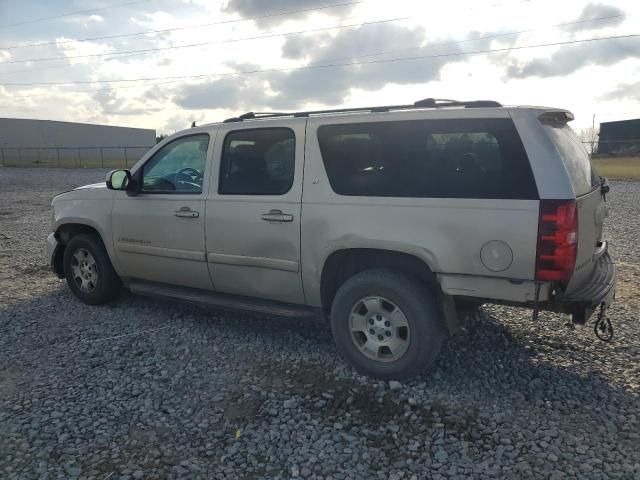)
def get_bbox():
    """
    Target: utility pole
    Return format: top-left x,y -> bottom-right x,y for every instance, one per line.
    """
591,113 -> 596,155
